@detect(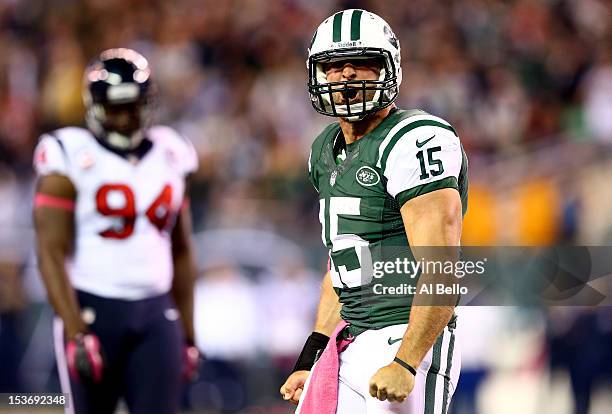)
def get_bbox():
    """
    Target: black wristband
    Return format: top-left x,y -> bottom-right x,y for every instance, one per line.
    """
292,332 -> 330,372
393,357 -> 417,376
